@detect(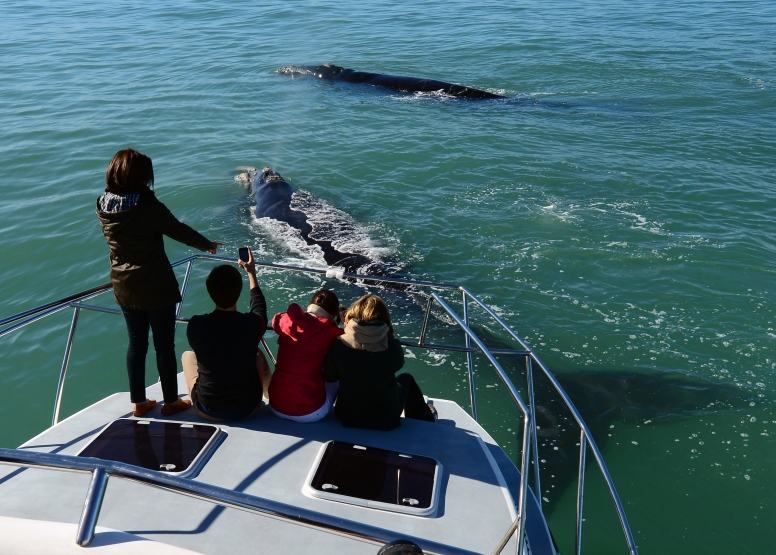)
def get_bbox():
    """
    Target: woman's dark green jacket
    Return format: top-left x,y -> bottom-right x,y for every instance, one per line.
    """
96,192 -> 212,310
